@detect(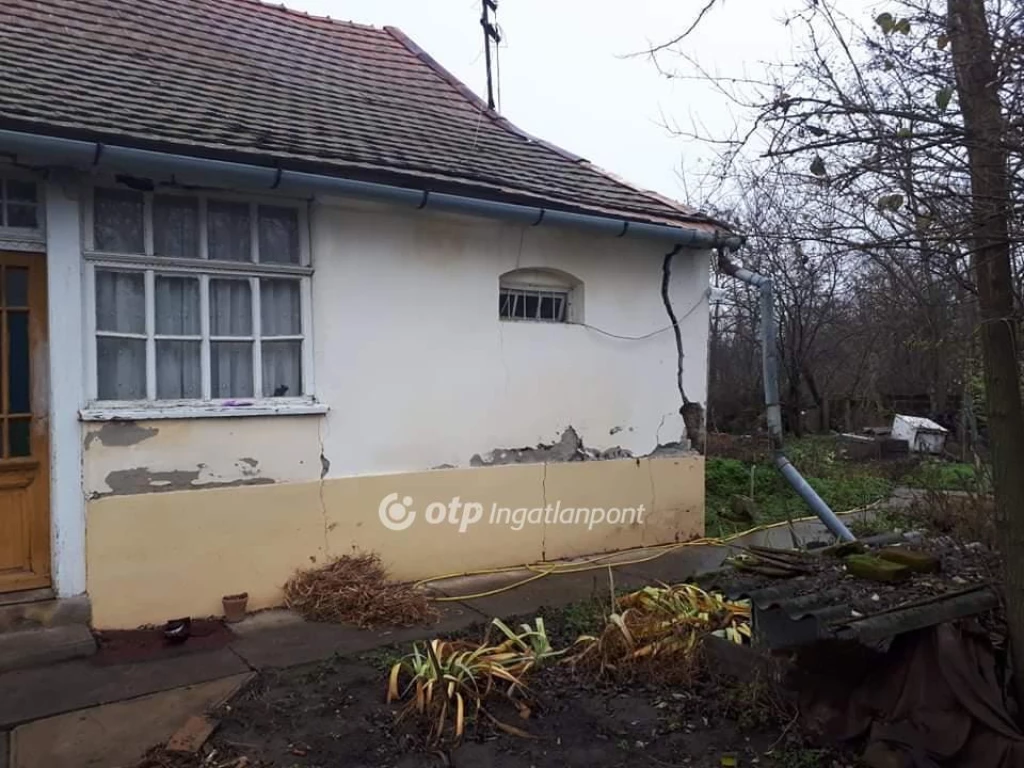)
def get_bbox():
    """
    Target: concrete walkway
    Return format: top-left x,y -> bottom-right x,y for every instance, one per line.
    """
0,508 -> 876,768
